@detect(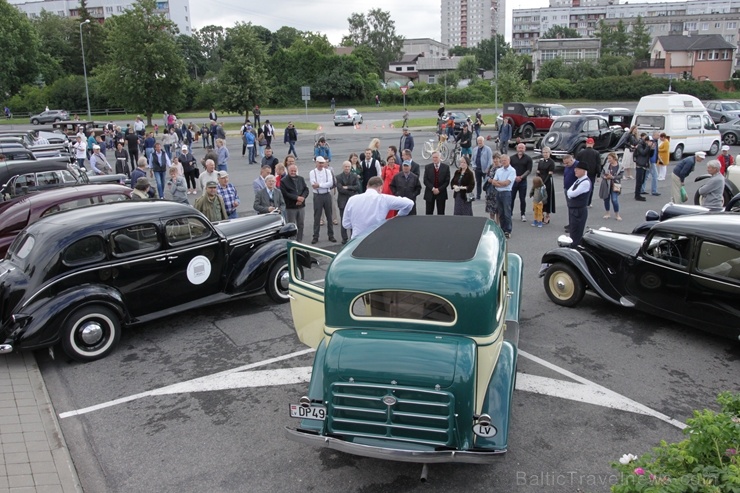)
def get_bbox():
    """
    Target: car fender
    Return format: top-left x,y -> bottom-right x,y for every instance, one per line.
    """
13,284 -> 126,350
474,341 -> 516,451
229,239 -> 289,293
540,248 -> 621,305
298,337 -> 329,434
504,253 -> 523,346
